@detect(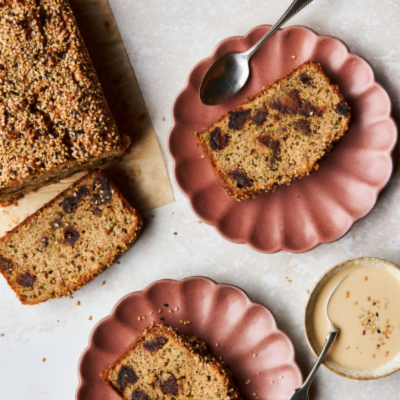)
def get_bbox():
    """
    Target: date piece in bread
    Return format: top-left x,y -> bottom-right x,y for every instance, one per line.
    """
0,170 -> 142,305
196,60 -> 351,201
101,324 -> 242,400
0,0 -> 130,205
